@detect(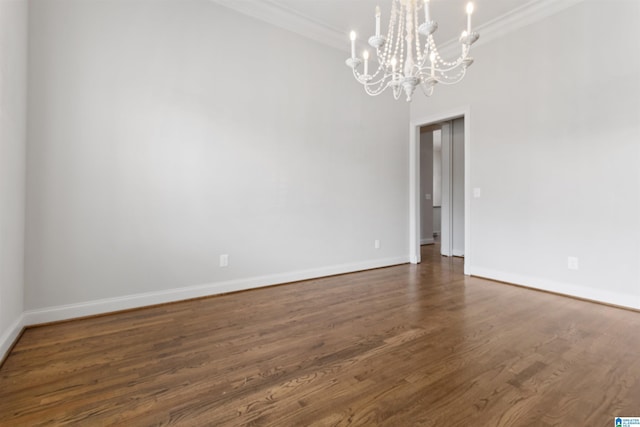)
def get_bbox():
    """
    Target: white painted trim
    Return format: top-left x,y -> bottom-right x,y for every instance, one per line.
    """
470,0 -> 585,50
211,0 -> 585,57
0,314 -> 25,363
209,0 -> 348,51
409,123 -> 421,264
437,0 -> 585,57
440,122 -> 451,257
22,257 -> 409,326
469,266 -> 640,311
421,238 -> 435,245
463,111 -> 471,275
409,107 -> 470,272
